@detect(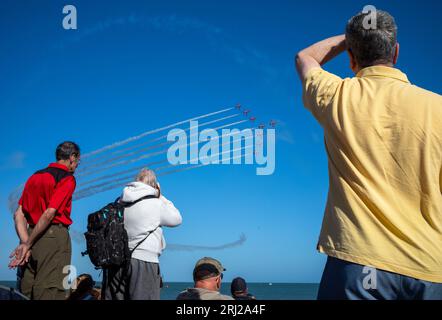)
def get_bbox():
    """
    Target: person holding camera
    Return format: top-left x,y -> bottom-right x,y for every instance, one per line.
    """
104,168 -> 182,300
